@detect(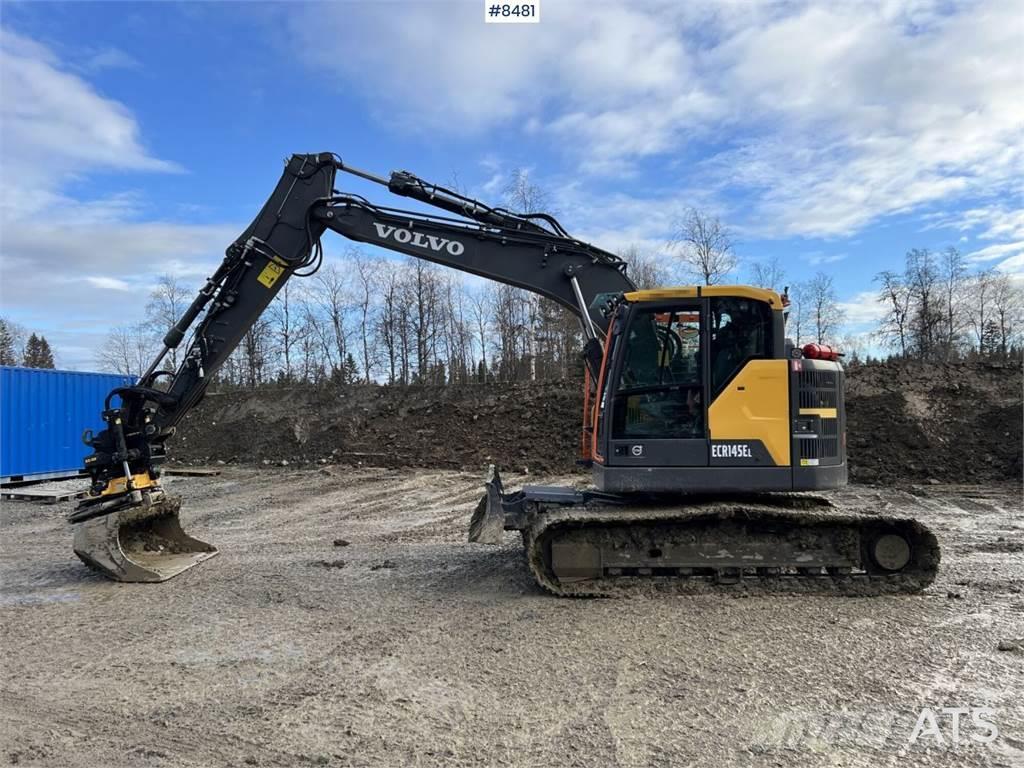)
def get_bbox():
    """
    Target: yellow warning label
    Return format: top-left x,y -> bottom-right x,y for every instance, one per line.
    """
257,261 -> 285,289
